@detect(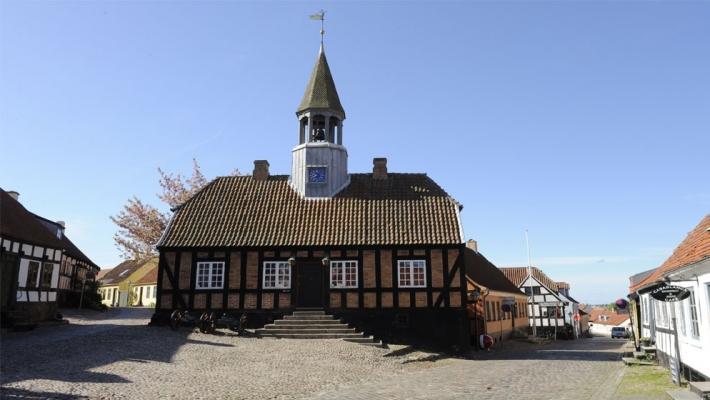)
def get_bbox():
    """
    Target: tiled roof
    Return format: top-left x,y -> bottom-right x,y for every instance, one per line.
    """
464,248 -> 524,295
135,264 -> 158,285
297,48 -> 345,116
100,258 -> 153,285
158,174 -> 462,248
97,268 -> 113,280
32,213 -> 98,268
499,267 -> 559,292
588,308 -> 629,326
0,188 -> 65,249
630,214 -> 710,292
